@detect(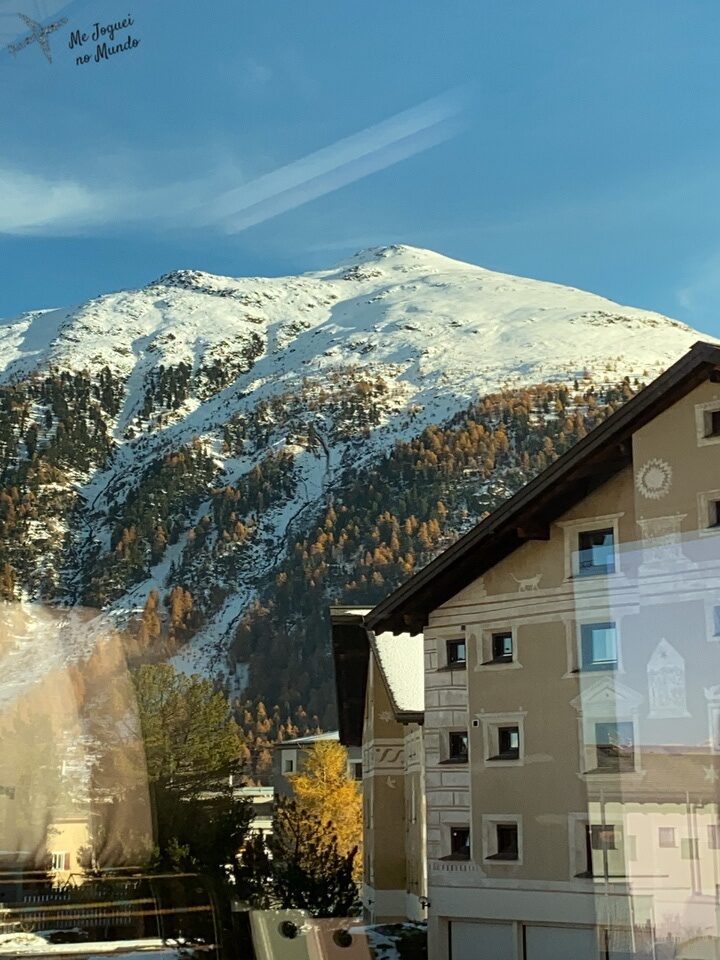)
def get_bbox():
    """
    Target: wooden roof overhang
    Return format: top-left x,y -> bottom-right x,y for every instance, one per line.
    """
366,341 -> 720,636
330,608 -> 371,747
